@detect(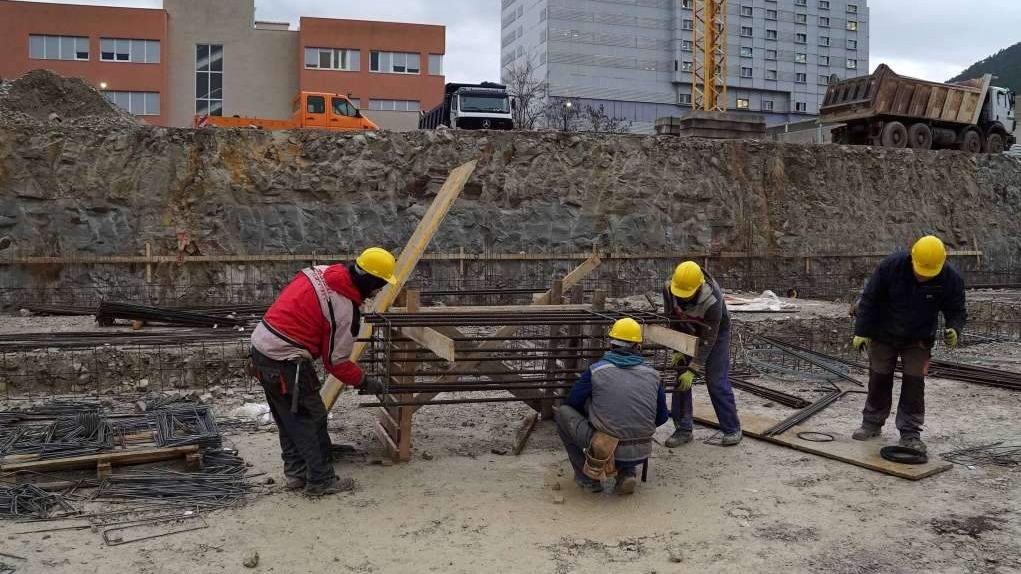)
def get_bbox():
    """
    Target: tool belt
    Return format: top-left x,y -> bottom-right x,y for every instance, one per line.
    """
583,431 -> 620,481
